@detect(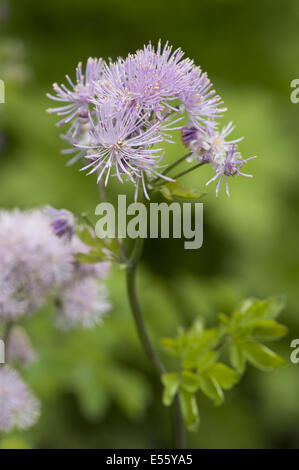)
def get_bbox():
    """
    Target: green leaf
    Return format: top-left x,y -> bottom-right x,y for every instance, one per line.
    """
161,372 -> 180,406
74,251 -> 104,264
207,363 -> 239,390
179,389 -> 200,431
232,298 -> 268,326
159,184 -> 173,200
159,181 -> 205,200
196,351 -> 219,372
197,372 -> 224,405
265,295 -> 286,319
229,343 -> 246,374
218,313 -> 231,326
232,296 -> 286,327
181,370 -> 201,394
243,341 -> 286,371
76,227 -> 100,249
182,328 -> 220,368
250,320 -> 288,341
160,338 -> 181,356
186,320 -> 204,340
